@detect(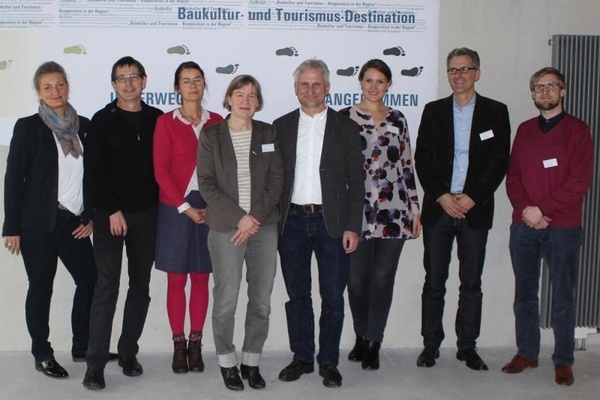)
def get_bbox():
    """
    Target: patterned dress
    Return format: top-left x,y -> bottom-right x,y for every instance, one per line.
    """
340,105 -> 420,240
